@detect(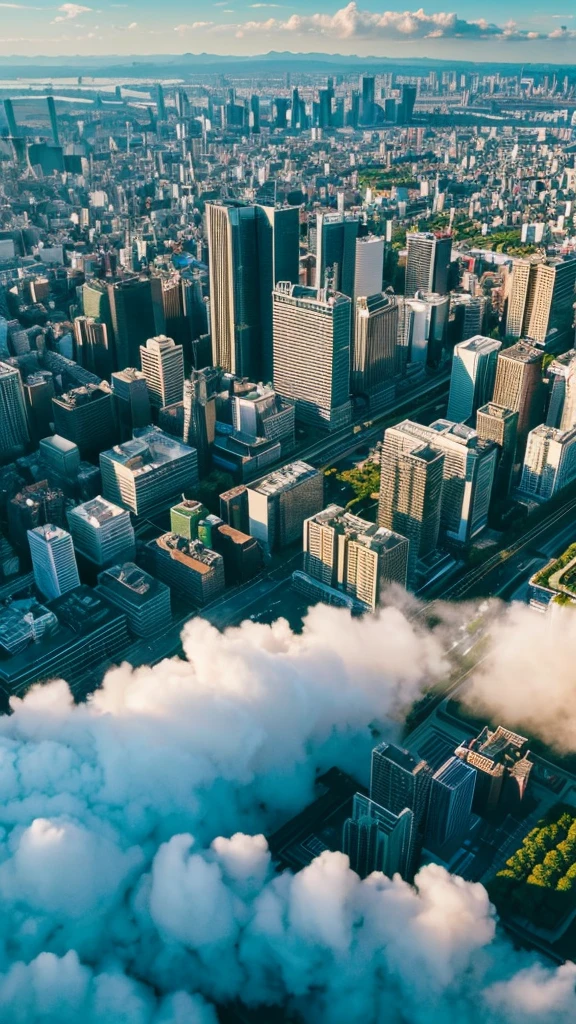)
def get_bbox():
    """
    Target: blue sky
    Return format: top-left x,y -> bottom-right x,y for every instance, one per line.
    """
0,1 -> 575,60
